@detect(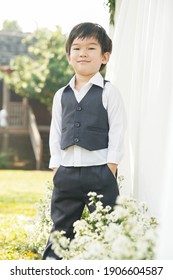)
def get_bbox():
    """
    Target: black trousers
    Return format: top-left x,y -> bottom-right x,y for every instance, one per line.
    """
42,164 -> 119,260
